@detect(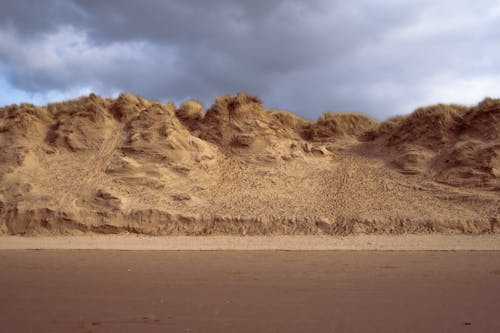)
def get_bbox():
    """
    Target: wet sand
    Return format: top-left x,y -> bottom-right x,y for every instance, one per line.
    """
1,251 -> 499,332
